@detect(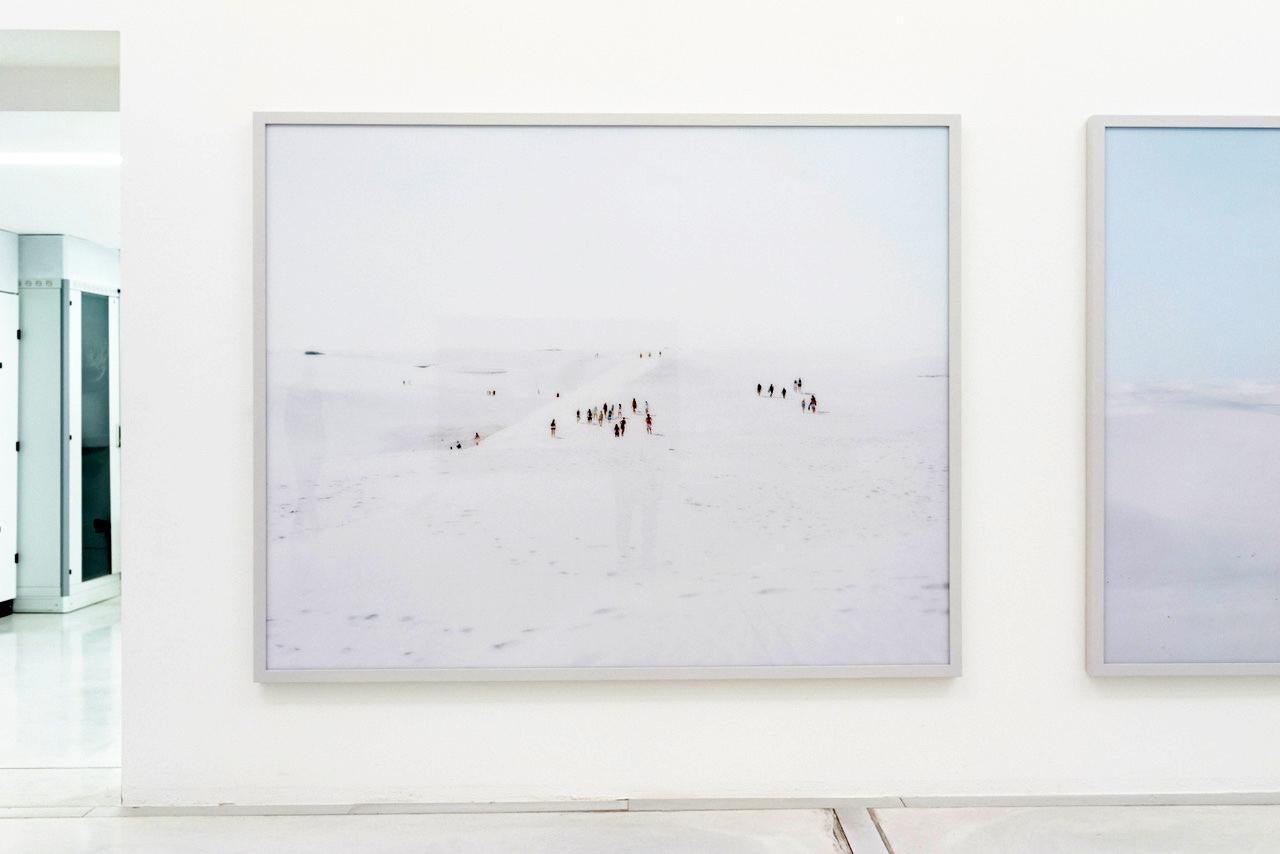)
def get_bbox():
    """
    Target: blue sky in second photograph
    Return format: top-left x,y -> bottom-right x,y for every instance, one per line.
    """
1106,127 -> 1280,384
